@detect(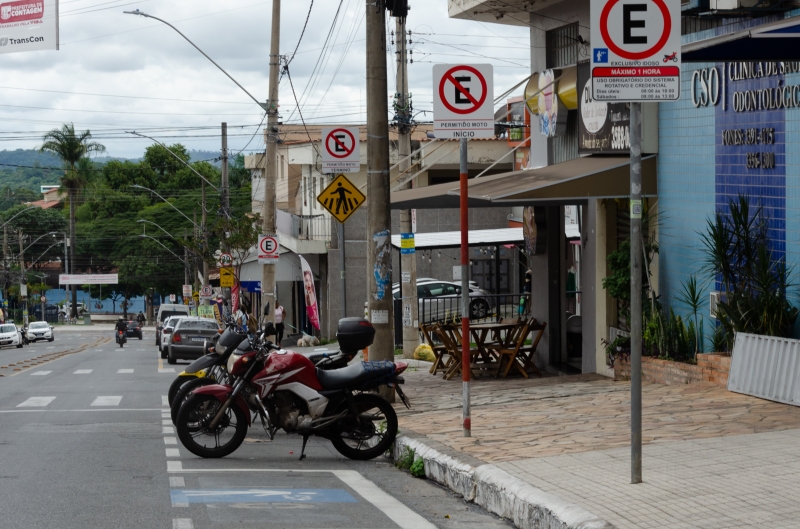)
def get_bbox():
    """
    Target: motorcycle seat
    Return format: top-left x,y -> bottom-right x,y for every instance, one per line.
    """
316,361 -> 395,390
